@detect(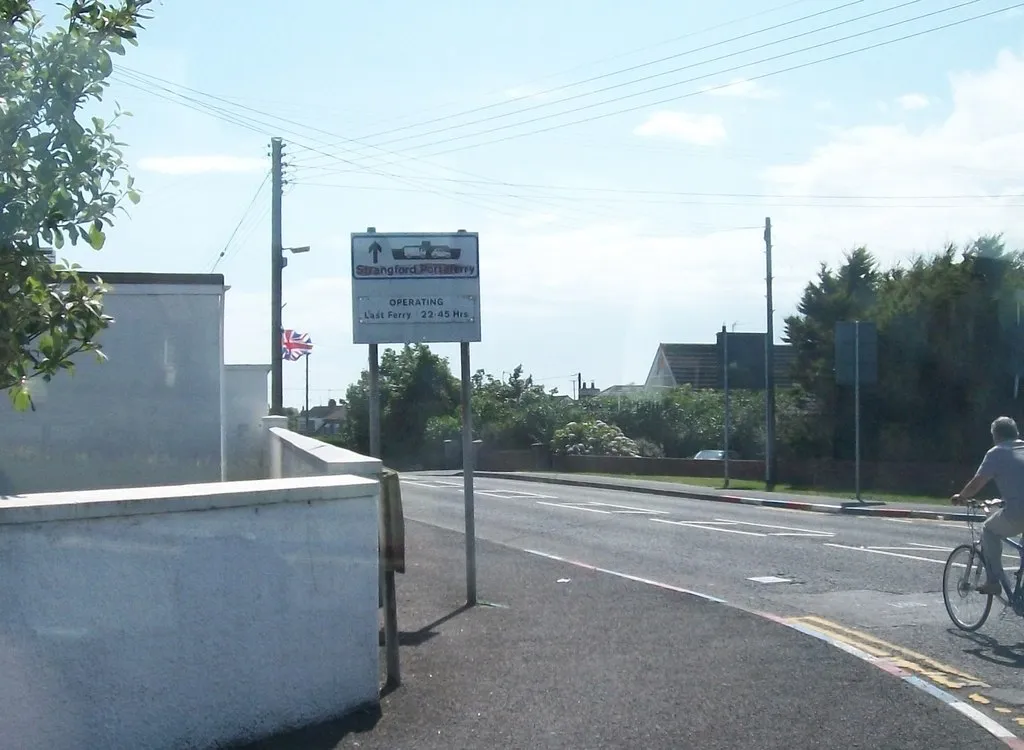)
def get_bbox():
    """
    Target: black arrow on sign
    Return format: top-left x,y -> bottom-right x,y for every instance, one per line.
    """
368,241 -> 382,264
